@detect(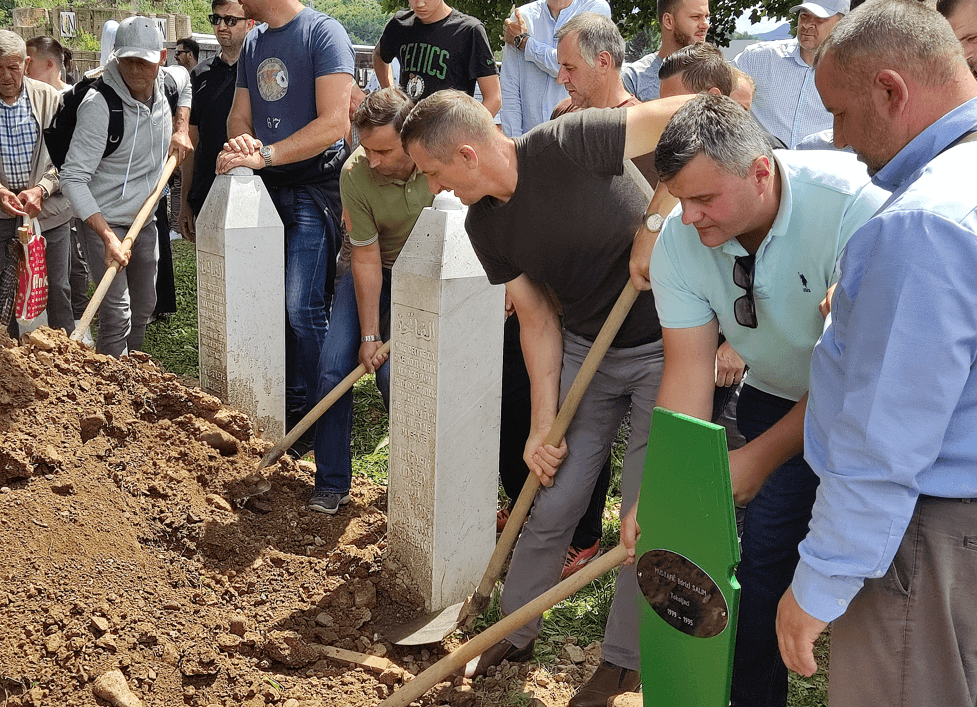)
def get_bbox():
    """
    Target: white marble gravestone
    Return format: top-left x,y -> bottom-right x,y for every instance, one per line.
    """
388,192 -> 505,611
195,167 -> 285,440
